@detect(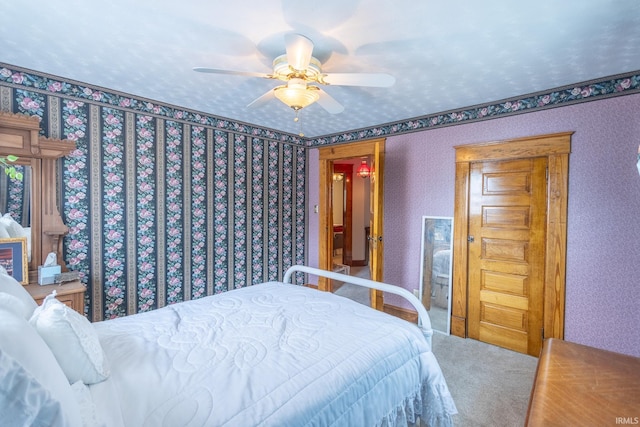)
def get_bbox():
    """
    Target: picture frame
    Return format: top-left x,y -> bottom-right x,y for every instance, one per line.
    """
0,237 -> 29,284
